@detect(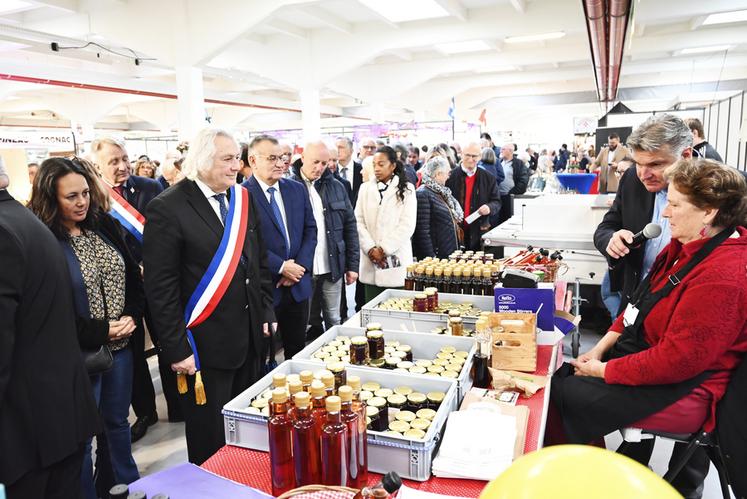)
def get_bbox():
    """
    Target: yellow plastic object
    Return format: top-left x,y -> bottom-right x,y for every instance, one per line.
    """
479,445 -> 681,499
